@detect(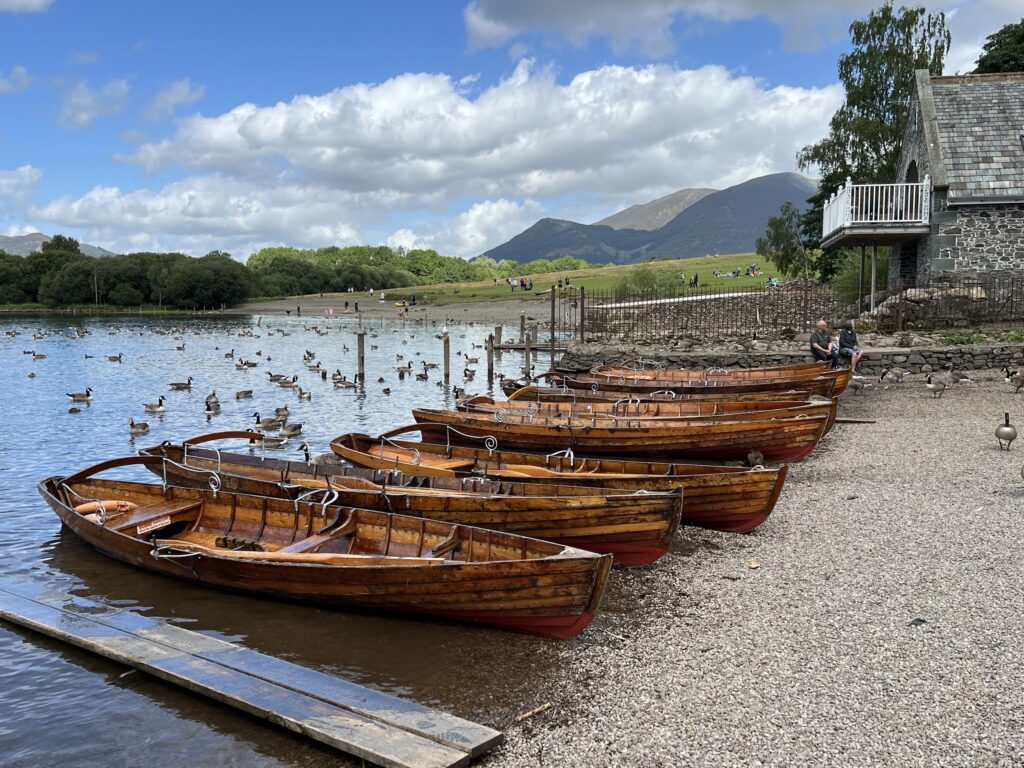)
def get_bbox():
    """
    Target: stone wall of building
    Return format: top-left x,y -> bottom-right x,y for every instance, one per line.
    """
937,204 -> 1024,271
558,342 -> 1024,377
